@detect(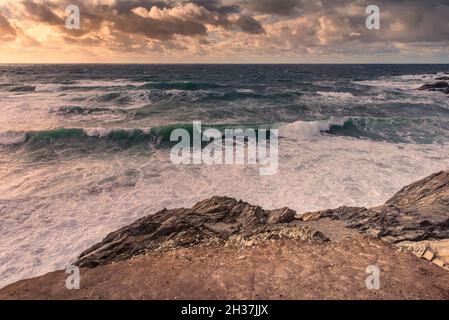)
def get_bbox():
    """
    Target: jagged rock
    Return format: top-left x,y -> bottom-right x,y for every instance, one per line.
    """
423,250 -> 435,261
296,210 -> 333,222
320,171 -> 449,244
416,81 -> 449,94
315,171 -> 449,269
397,239 -> 449,270
266,207 -> 296,224
75,196 -> 325,268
